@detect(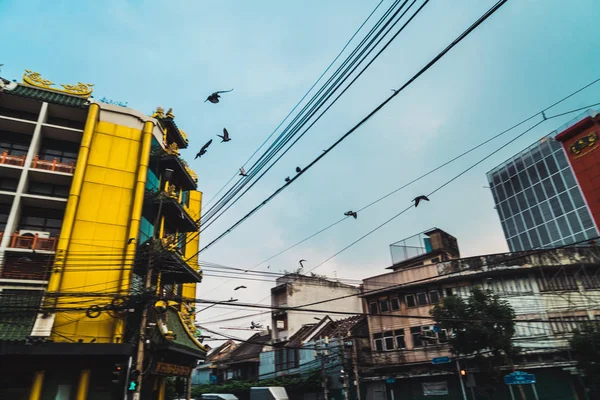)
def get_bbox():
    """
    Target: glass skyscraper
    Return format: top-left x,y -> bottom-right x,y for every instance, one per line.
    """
487,117 -> 599,252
